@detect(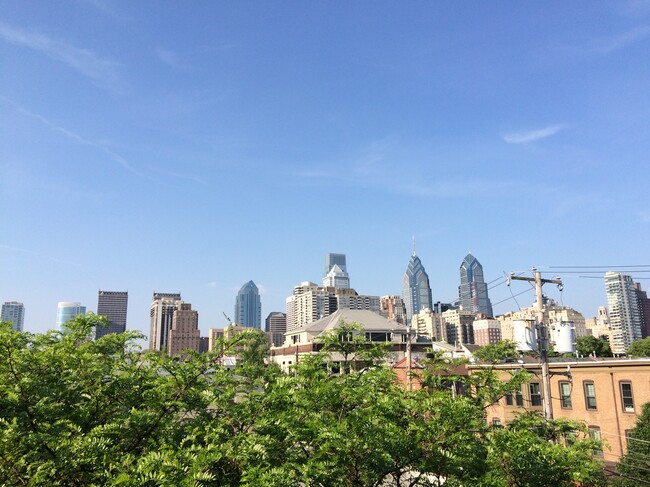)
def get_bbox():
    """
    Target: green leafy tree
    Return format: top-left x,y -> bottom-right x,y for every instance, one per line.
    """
576,335 -> 613,357
627,337 -> 650,357
616,402 -> 650,485
315,320 -> 387,374
483,412 -> 607,487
